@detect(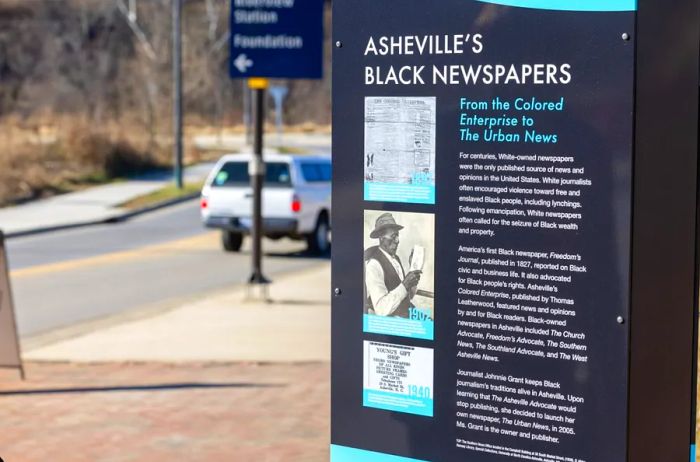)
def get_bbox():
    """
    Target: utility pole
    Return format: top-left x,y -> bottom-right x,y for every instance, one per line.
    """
172,0 -> 183,189
243,82 -> 253,146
